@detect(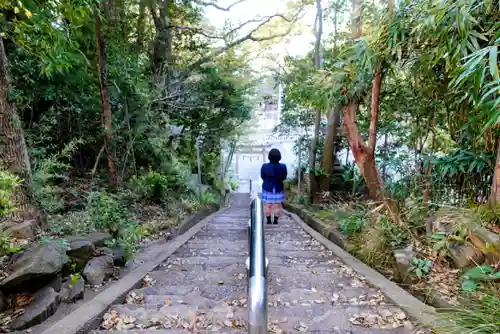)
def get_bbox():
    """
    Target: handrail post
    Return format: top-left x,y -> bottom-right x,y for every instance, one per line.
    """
247,197 -> 268,334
